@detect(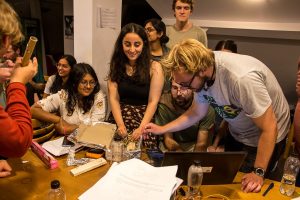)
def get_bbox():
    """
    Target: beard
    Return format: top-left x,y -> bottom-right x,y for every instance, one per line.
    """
172,95 -> 193,109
